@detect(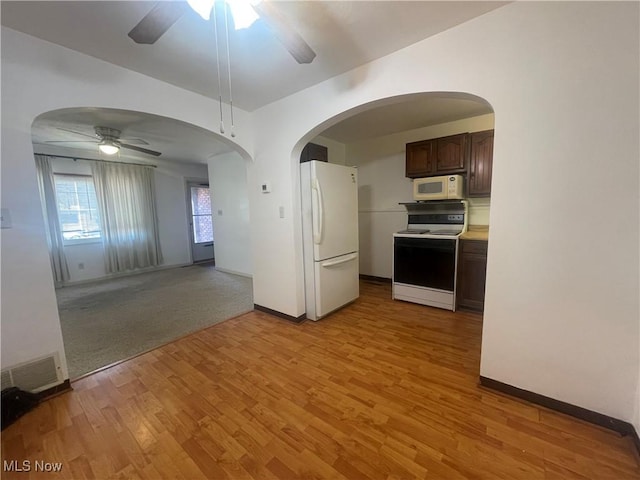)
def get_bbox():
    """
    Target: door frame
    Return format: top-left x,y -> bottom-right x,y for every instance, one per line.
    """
185,179 -> 215,264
